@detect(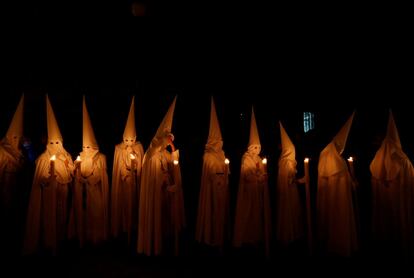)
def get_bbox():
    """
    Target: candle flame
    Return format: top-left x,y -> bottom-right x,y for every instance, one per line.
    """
348,156 -> 353,162
262,158 -> 267,165
50,155 -> 56,161
173,160 -> 179,165
304,157 -> 309,163
130,153 -> 136,160
76,155 -> 81,162
225,158 -> 230,165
